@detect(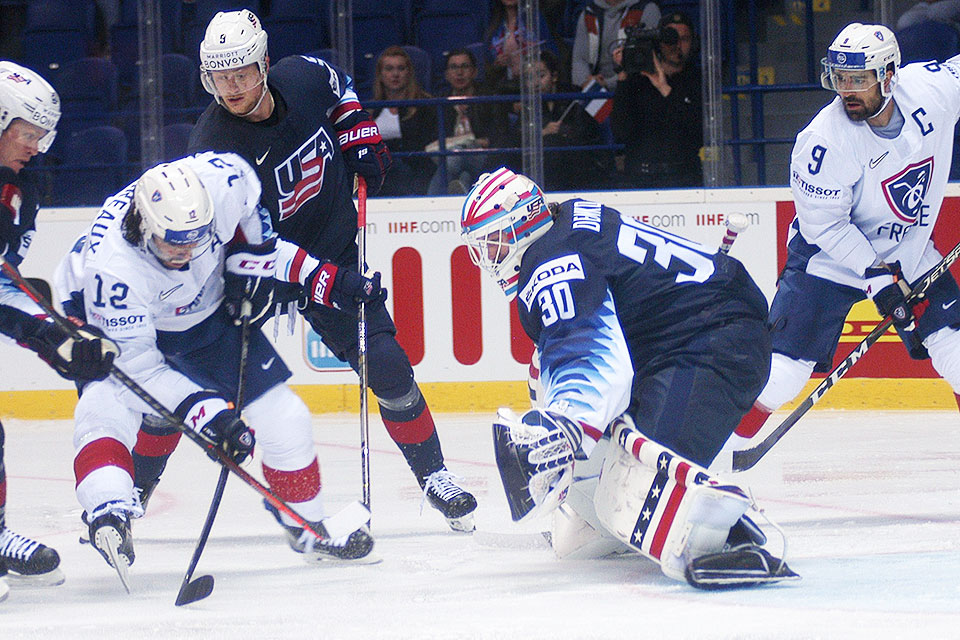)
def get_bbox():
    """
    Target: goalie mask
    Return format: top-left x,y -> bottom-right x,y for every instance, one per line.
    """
0,61 -> 60,153
821,23 -> 900,99
461,167 -> 553,300
133,162 -> 214,269
199,10 -> 269,115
